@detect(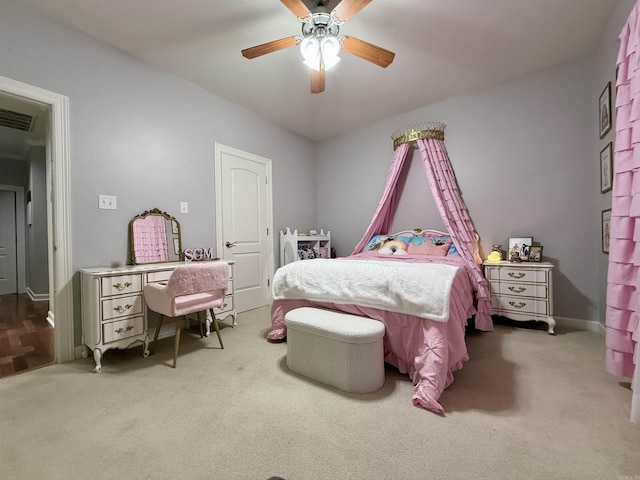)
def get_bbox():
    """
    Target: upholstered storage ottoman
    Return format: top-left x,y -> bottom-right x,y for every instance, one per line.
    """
284,307 -> 385,394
